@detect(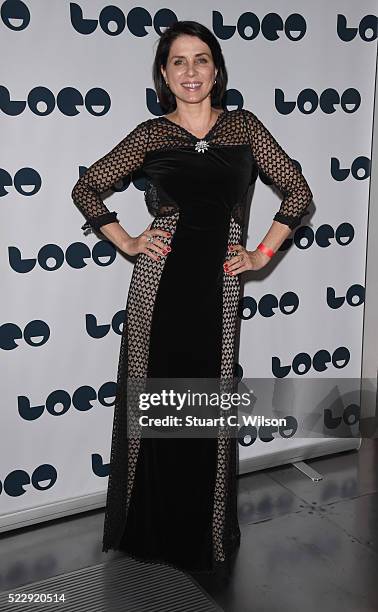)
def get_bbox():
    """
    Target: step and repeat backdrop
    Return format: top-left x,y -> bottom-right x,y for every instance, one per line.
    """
1,0 -> 377,532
